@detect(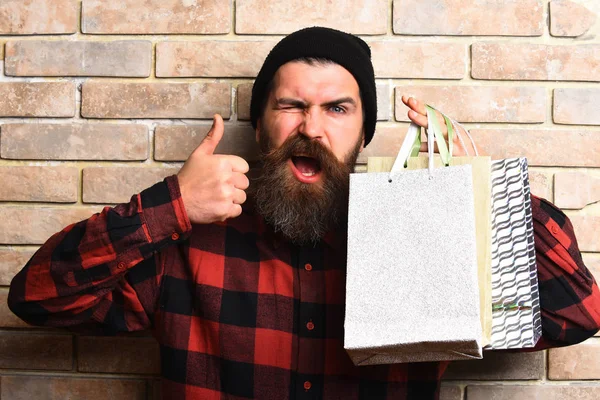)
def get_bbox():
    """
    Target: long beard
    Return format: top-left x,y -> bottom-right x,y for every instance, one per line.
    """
249,131 -> 362,245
